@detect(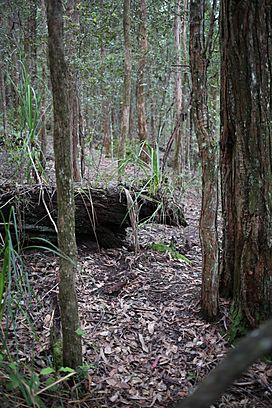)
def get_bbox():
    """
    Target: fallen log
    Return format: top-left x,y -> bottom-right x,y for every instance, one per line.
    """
0,184 -> 187,248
